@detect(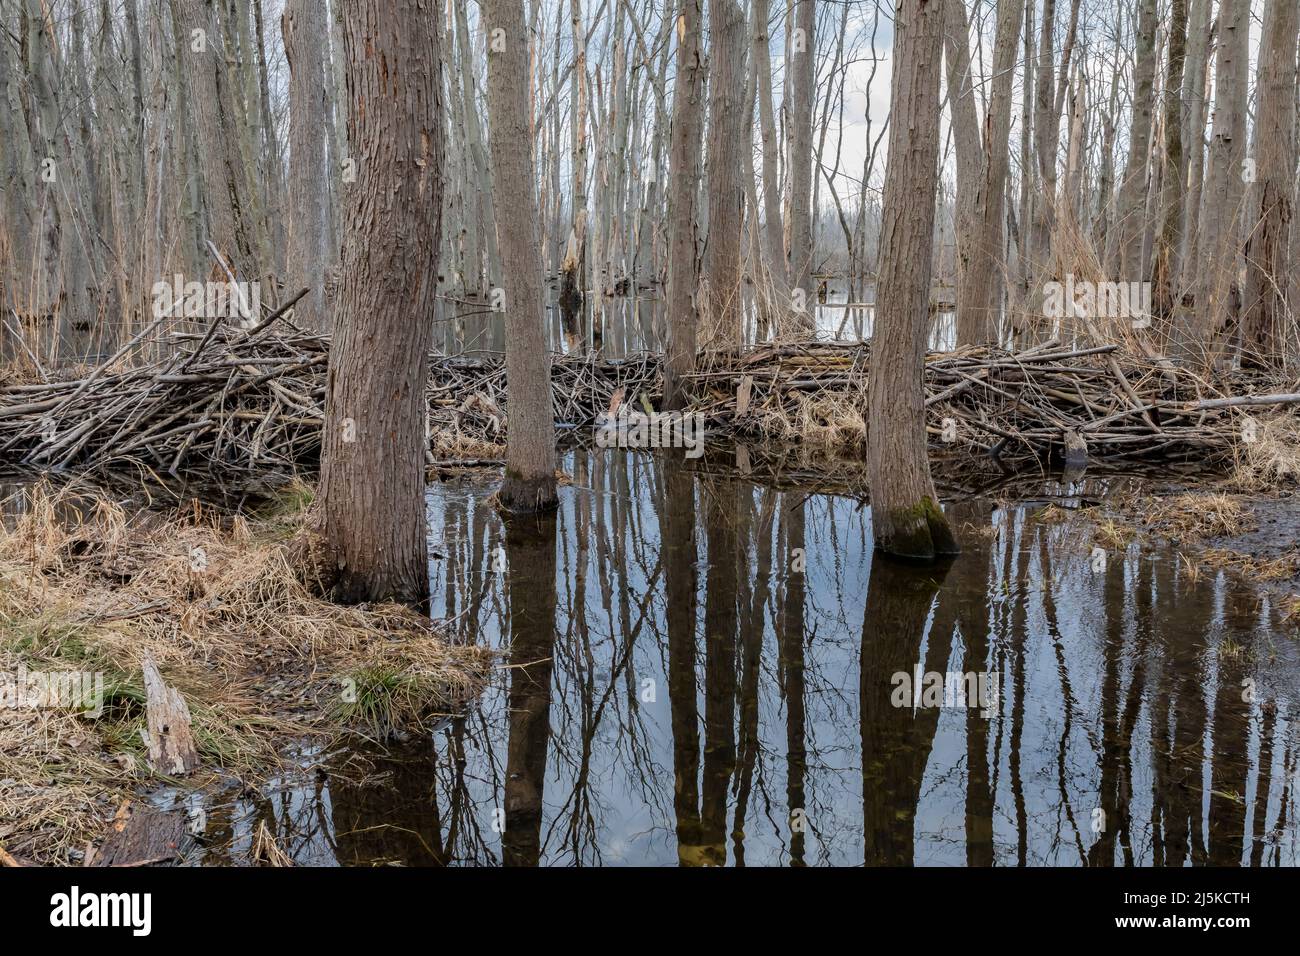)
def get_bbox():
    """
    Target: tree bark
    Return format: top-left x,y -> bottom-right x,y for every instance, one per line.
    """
1151,0 -> 1188,341
700,0 -> 749,350
943,0 -> 982,328
1241,0 -> 1298,368
866,0 -> 957,560
485,0 -> 559,511
957,0 -> 1023,345
315,0 -> 444,606
1114,0 -> 1158,283
786,0 -> 817,327
283,0 -> 331,330
752,0 -> 789,319
663,0 -> 705,409
1179,0 -> 1213,274
1197,0 -> 1250,352
171,0 -> 258,280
